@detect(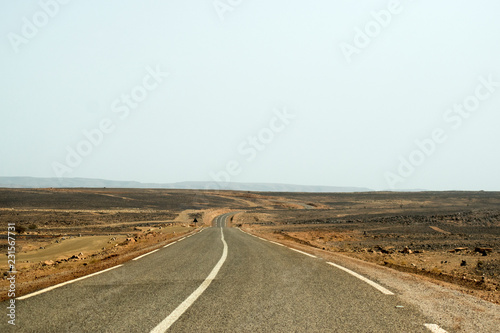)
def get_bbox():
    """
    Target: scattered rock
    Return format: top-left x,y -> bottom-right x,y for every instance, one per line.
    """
455,247 -> 468,252
126,238 -> 136,243
474,247 -> 493,256
384,246 -> 396,254
461,260 -> 467,266
402,246 -> 413,254
42,260 -> 55,266
374,246 -> 395,254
